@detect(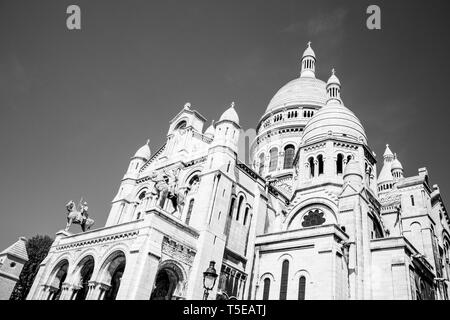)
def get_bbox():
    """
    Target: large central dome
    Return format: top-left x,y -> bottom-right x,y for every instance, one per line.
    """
265,77 -> 327,114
